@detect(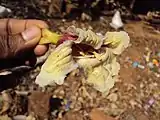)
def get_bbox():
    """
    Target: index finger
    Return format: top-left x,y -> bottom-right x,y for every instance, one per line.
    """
26,19 -> 49,29
0,19 -> 49,35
